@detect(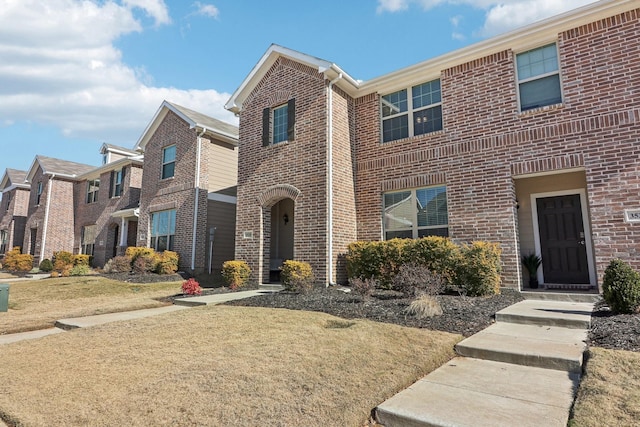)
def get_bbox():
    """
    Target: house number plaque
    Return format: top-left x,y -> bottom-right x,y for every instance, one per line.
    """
624,209 -> 640,223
